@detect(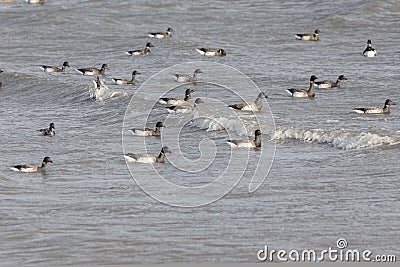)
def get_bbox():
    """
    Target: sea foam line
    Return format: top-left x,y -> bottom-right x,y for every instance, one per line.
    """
272,127 -> 400,150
